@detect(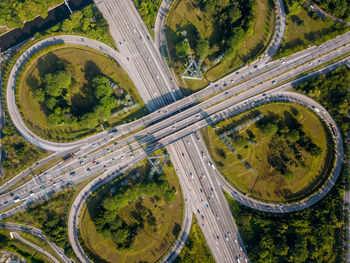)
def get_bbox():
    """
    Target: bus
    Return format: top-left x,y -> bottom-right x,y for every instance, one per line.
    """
63,153 -> 75,162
